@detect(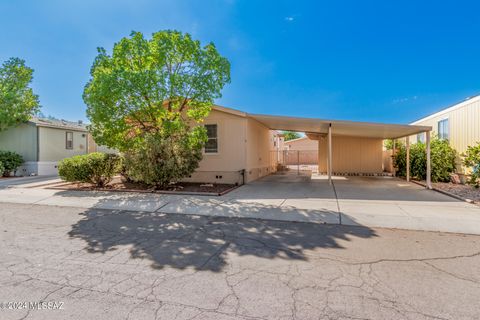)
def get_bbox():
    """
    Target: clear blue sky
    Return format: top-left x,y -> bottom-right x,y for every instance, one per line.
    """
1,0 -> 479,124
